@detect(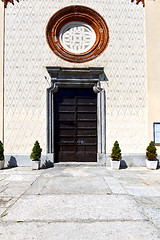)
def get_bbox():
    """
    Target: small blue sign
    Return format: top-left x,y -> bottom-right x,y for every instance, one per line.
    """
153,122 -> 160,144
